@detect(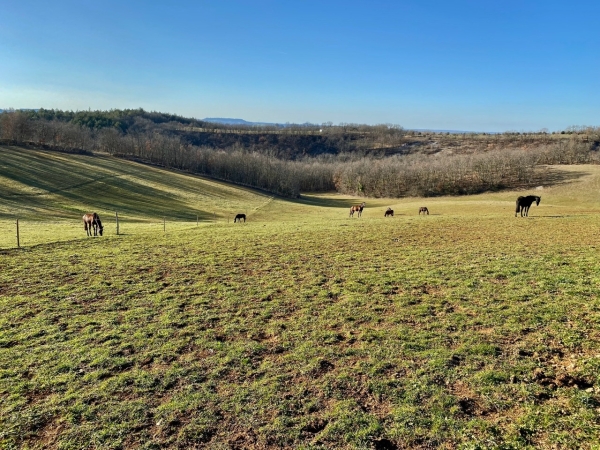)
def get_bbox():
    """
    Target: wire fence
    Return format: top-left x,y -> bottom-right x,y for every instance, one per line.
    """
0,211 -> 249,250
